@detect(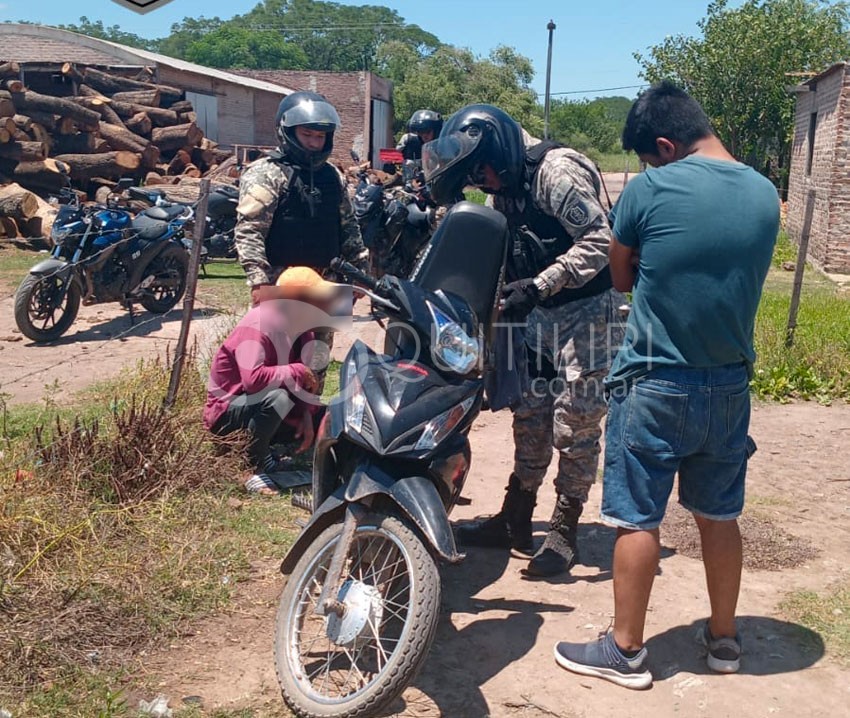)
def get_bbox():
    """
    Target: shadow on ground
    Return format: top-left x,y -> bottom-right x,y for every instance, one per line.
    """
647,616 -> 825,681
